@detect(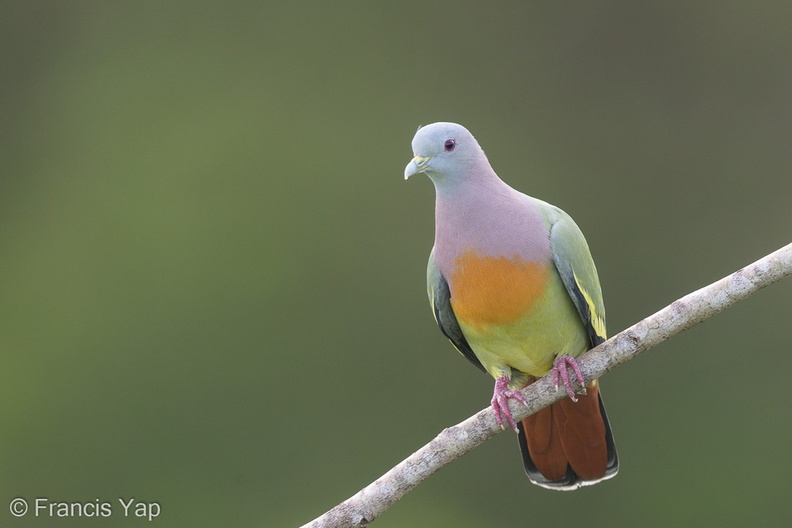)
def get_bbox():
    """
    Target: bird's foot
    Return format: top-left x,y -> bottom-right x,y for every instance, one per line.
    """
491,376 -> 528,432
552,355 -> 587,403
